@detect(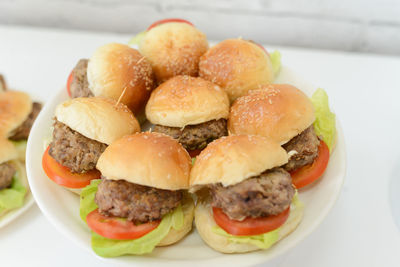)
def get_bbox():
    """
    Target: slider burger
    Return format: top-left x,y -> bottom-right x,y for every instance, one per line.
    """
0,90 -> 42,161
42,97 -> 140,193
145,75 -> 230,157
228,85 -> 335,189
138,19 -> 209,83
0,138 -> 28,217
190,135 -> 303,253
66,43 -> 154,116
199,38 -> 274,102
79,132 -> 194,257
